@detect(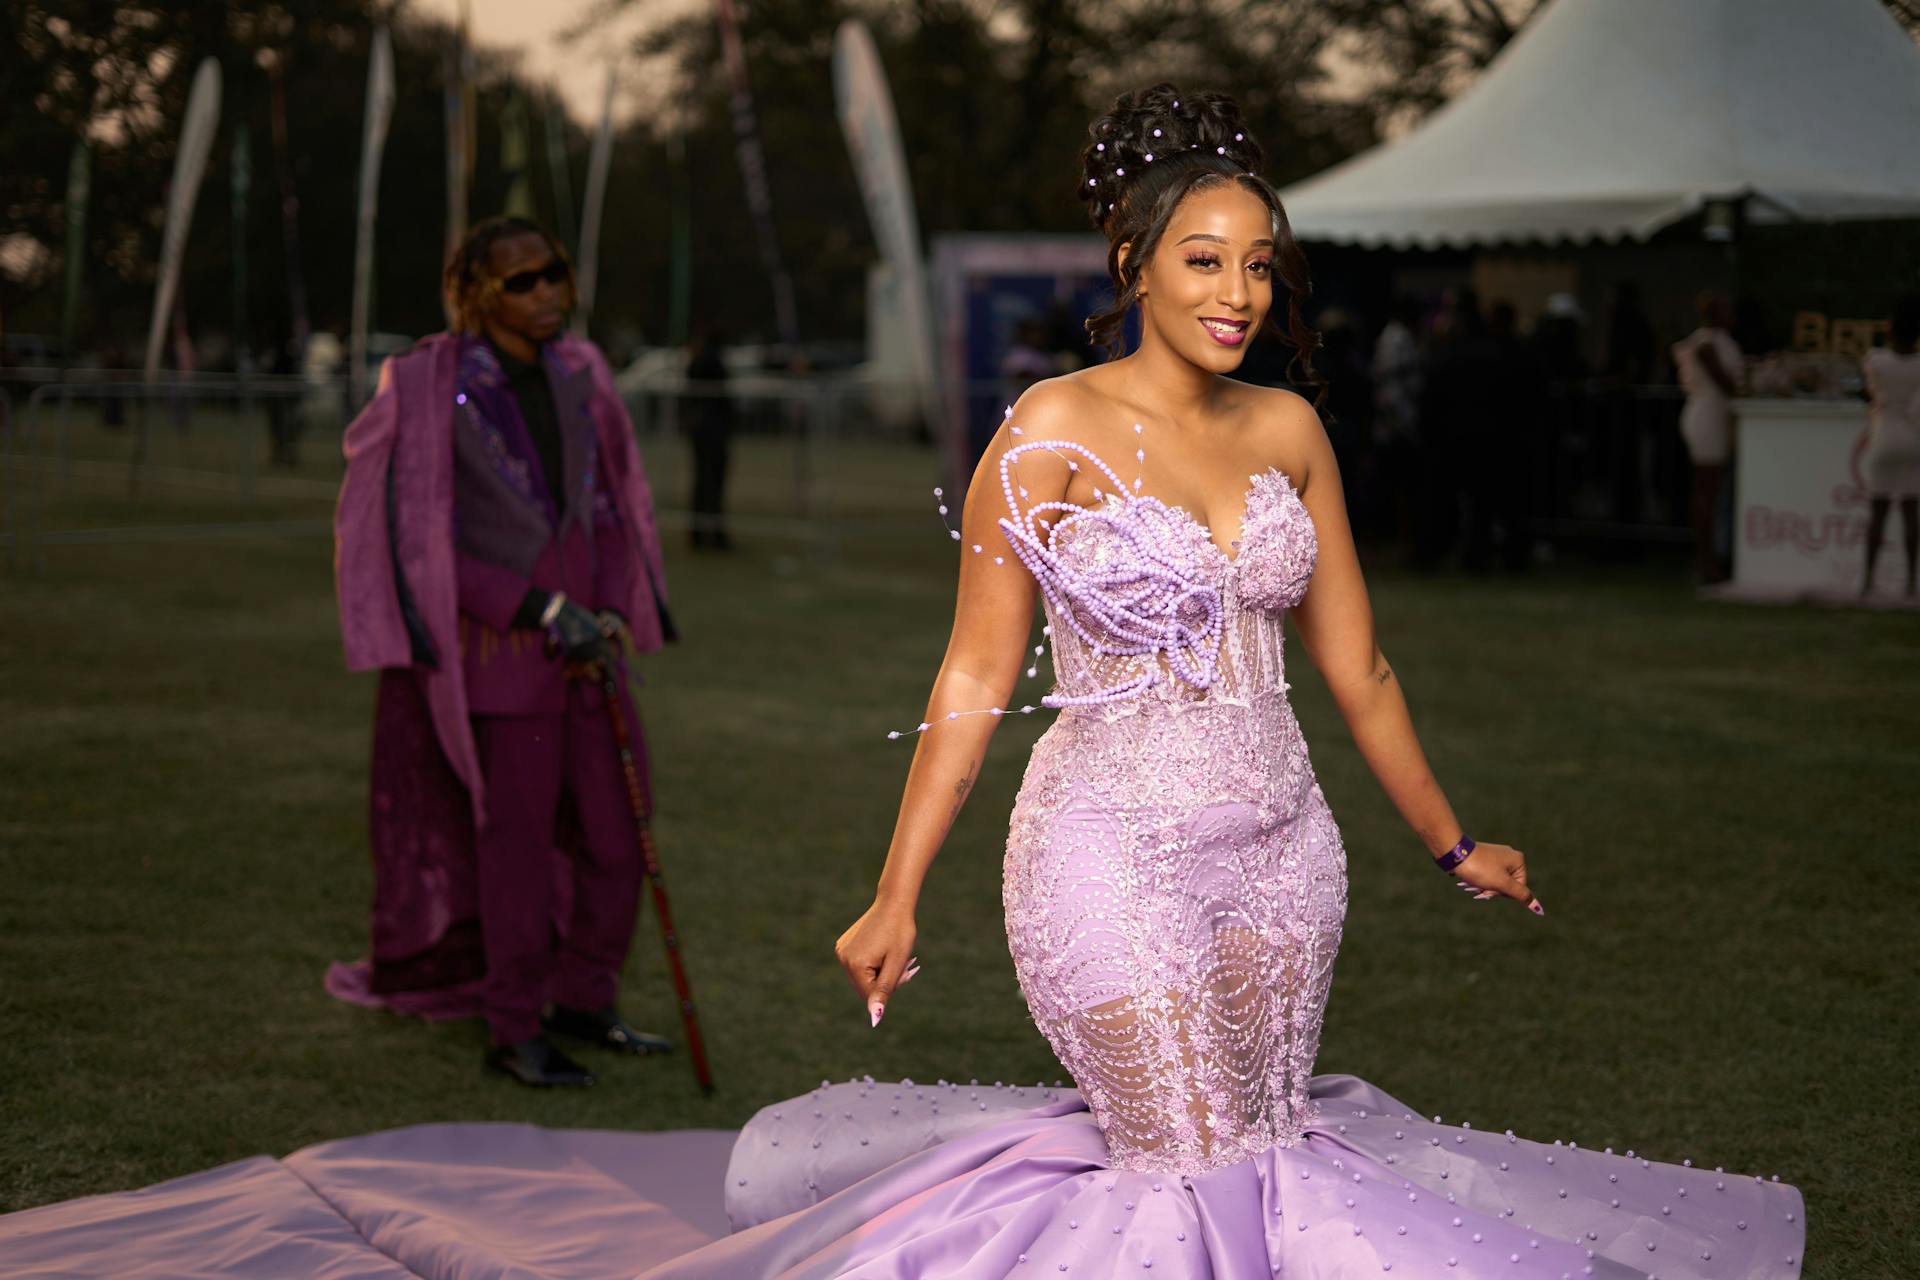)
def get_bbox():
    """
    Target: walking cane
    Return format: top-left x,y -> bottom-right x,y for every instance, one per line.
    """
580,655 -> 716,1096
